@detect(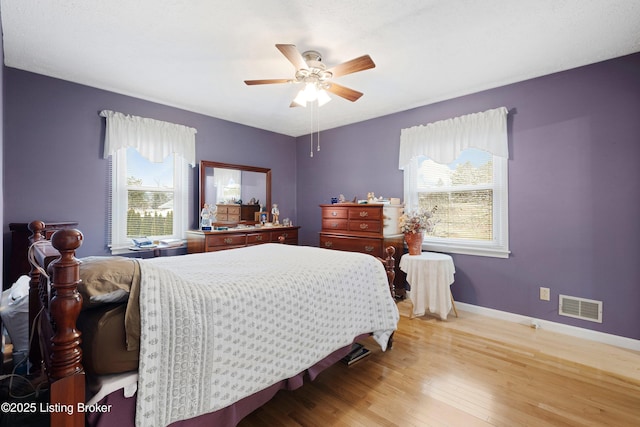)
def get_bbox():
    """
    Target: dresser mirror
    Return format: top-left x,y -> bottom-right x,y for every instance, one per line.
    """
199,161 -> 271,223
